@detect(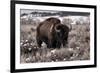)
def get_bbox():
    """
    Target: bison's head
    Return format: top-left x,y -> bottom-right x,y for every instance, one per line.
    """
54,24 -> 72,47
55,24 -> 71,38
